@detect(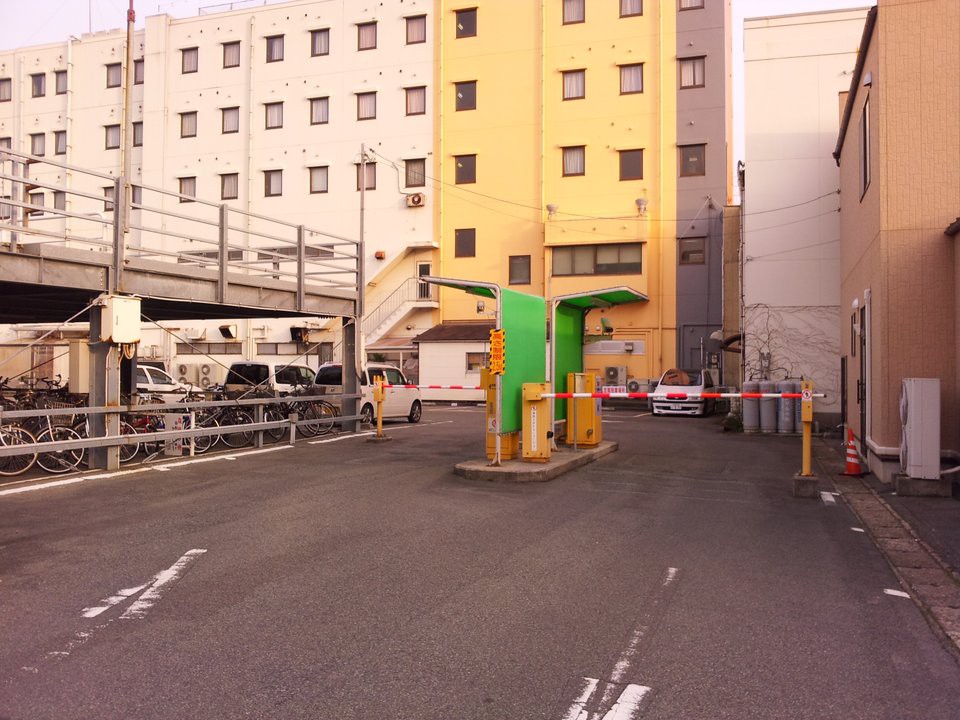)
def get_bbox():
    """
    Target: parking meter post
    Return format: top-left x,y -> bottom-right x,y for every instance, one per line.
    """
373,376 -> 385,439
288,411 -> 298,445
793,379 -> 819,498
